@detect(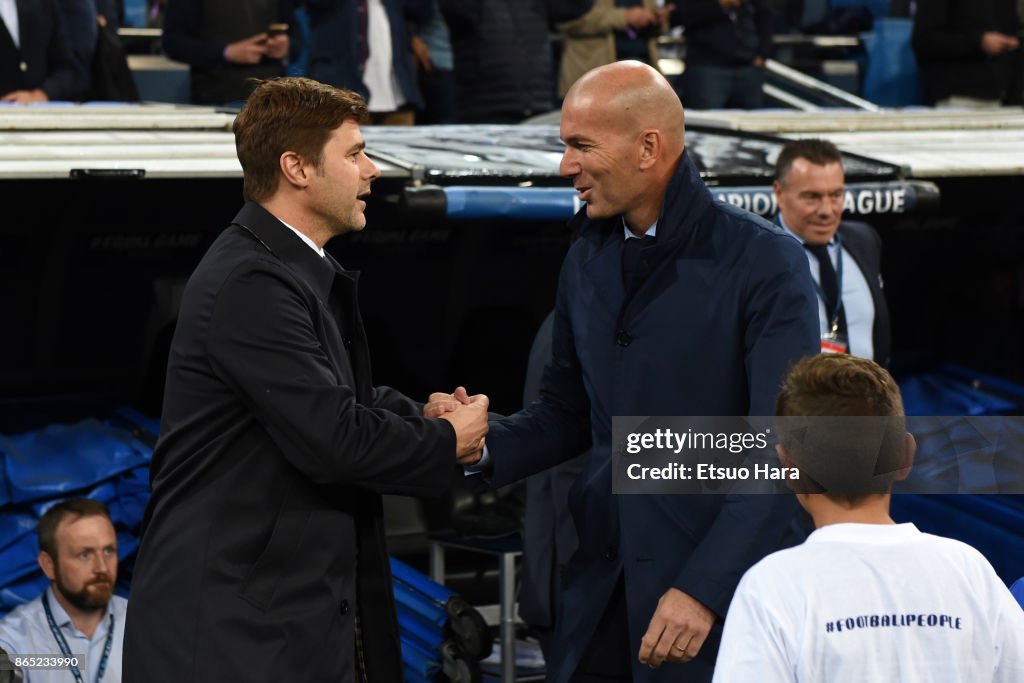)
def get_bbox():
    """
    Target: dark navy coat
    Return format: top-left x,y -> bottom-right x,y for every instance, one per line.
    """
487,152 -> 819,682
